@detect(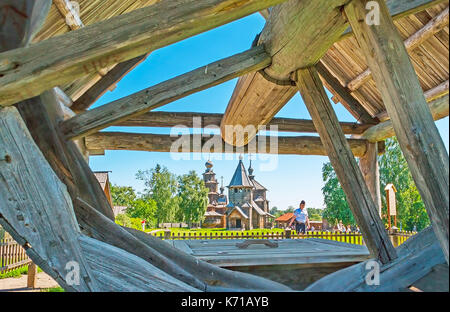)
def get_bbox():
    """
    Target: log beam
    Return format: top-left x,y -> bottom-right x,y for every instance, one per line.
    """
54,0 -> 84,30
114,111 -> 372,135
60,46 -> 271,140
347,6 -> 449,92
361,94 -> 449,142
345,0 -> 449,264
359,142 -> 382,217
0,0 -> 286,107
294,66 -> 396,264
84,132 -> 370,157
